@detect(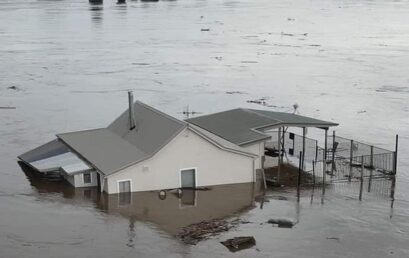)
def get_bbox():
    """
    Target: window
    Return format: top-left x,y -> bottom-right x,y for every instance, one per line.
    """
118,180 -> 132,206
180,189 -> 196,206
118,180 -> 131,193
83,172 -> 91,184
180,168 -> 196,189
